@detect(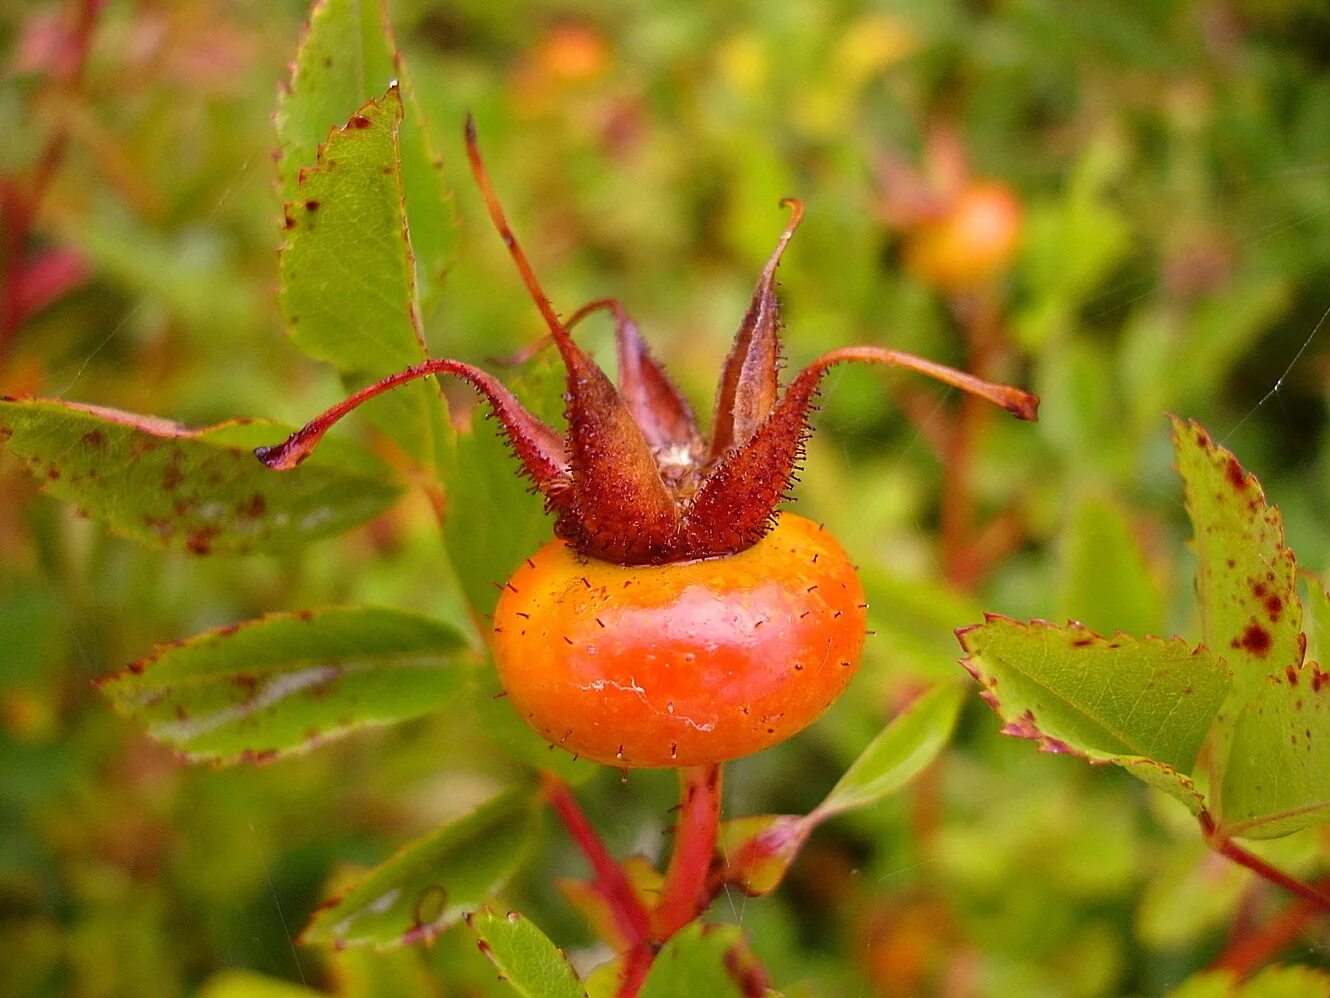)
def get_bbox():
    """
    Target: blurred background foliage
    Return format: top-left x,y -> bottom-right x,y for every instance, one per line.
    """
2,0 -> 1329,994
